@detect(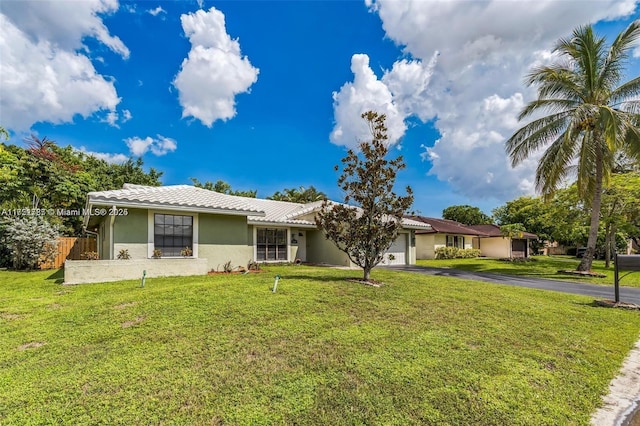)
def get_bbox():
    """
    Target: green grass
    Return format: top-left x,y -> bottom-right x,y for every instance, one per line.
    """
417,255 -> 640,287
2,265 -> 640,425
